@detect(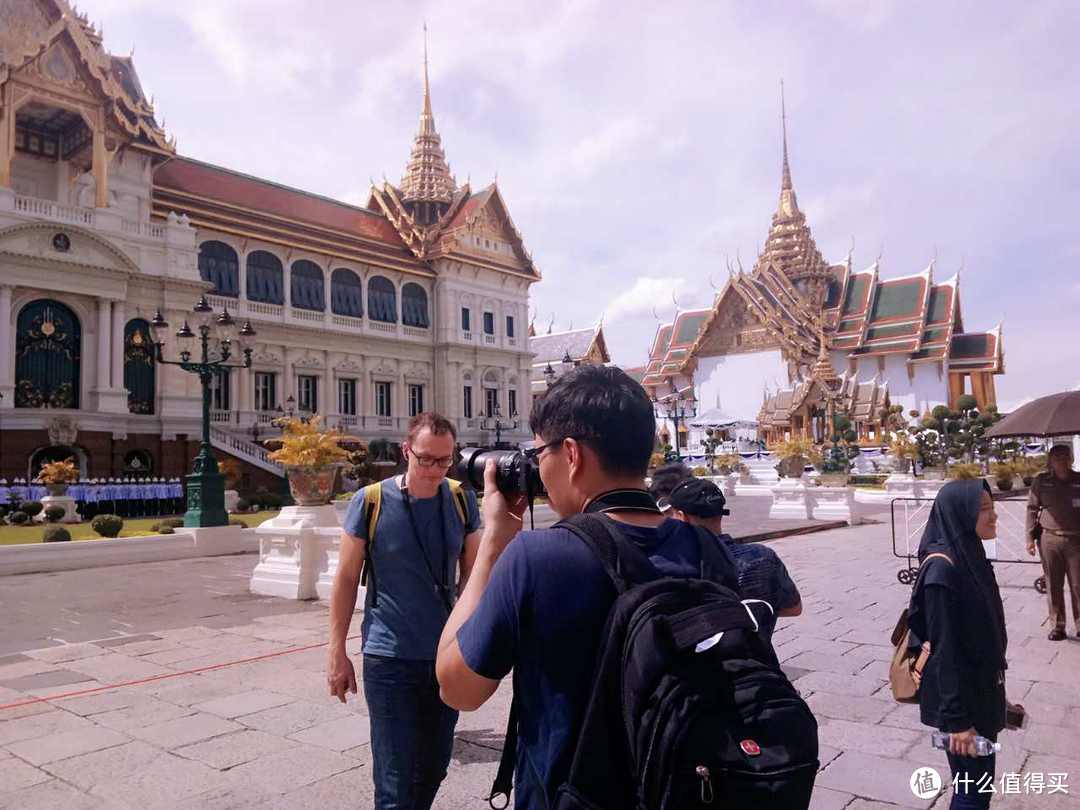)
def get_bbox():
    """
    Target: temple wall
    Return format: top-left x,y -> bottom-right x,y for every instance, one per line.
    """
854,355 -> 949,416
693,349 -> 789,422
